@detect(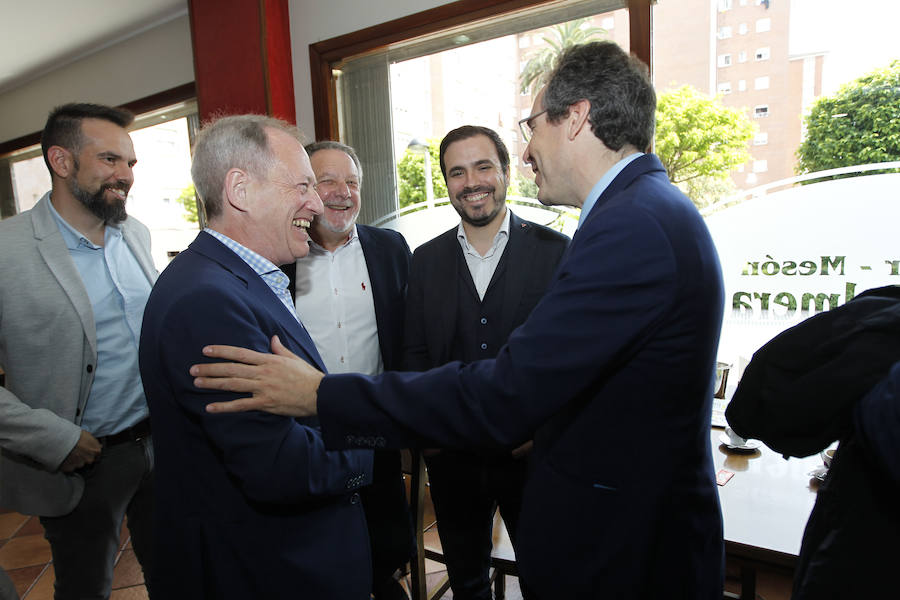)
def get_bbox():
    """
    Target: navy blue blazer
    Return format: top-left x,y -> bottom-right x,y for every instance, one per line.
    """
316,155 -> 726,599
139,231 -> 373,600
